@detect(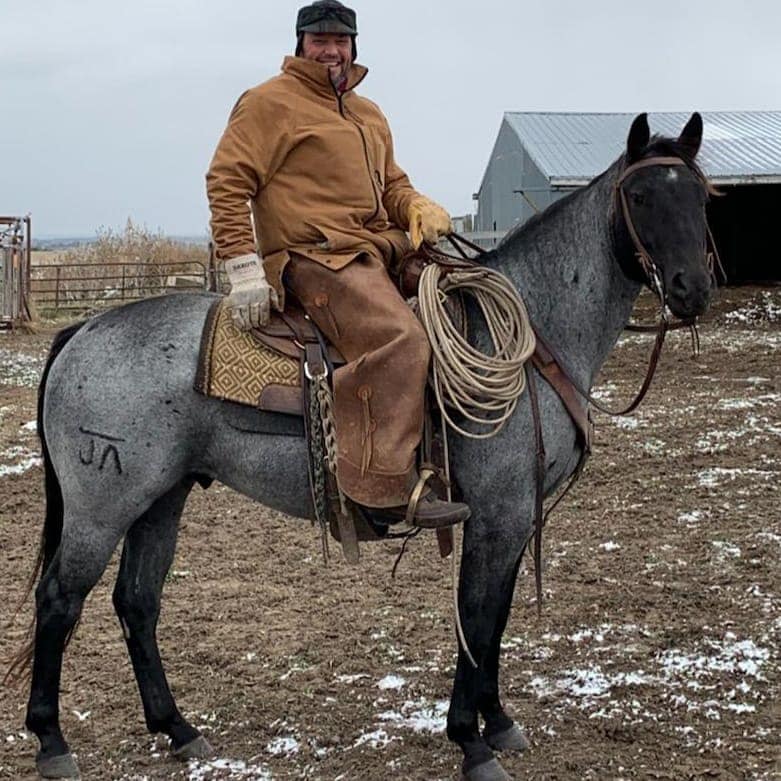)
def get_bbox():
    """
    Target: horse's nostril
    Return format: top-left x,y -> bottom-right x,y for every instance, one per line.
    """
670,271 -> 687,293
